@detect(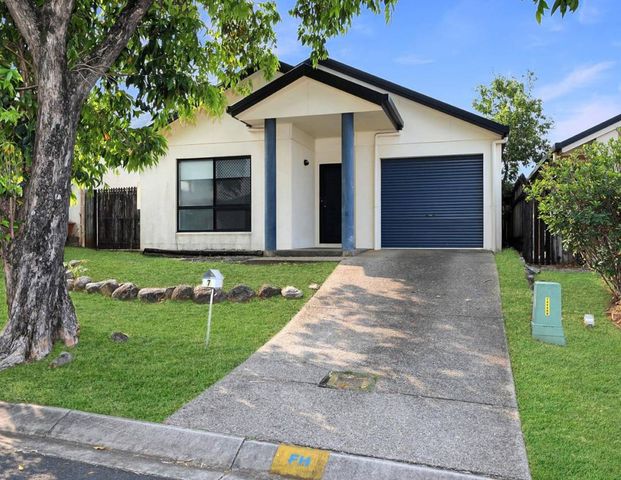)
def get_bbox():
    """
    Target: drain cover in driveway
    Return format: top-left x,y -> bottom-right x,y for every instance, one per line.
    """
318,371 -> 377,392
